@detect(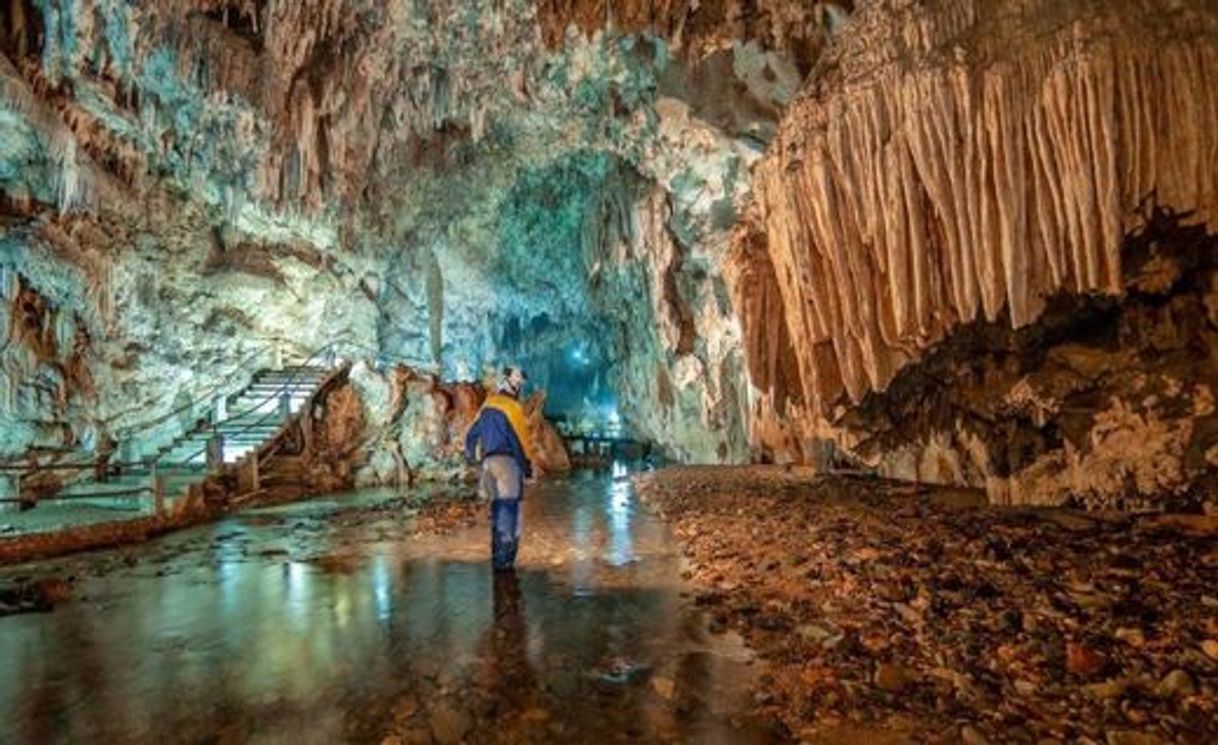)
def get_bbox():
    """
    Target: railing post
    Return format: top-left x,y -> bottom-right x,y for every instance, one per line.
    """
279,391 -> 292,420
17,476 -> 34,511
214,394 -> 228,423
207,432 -> 225,467
149,460 -> 164,516
0,474 -> 17,513
238,454 -> 260,494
